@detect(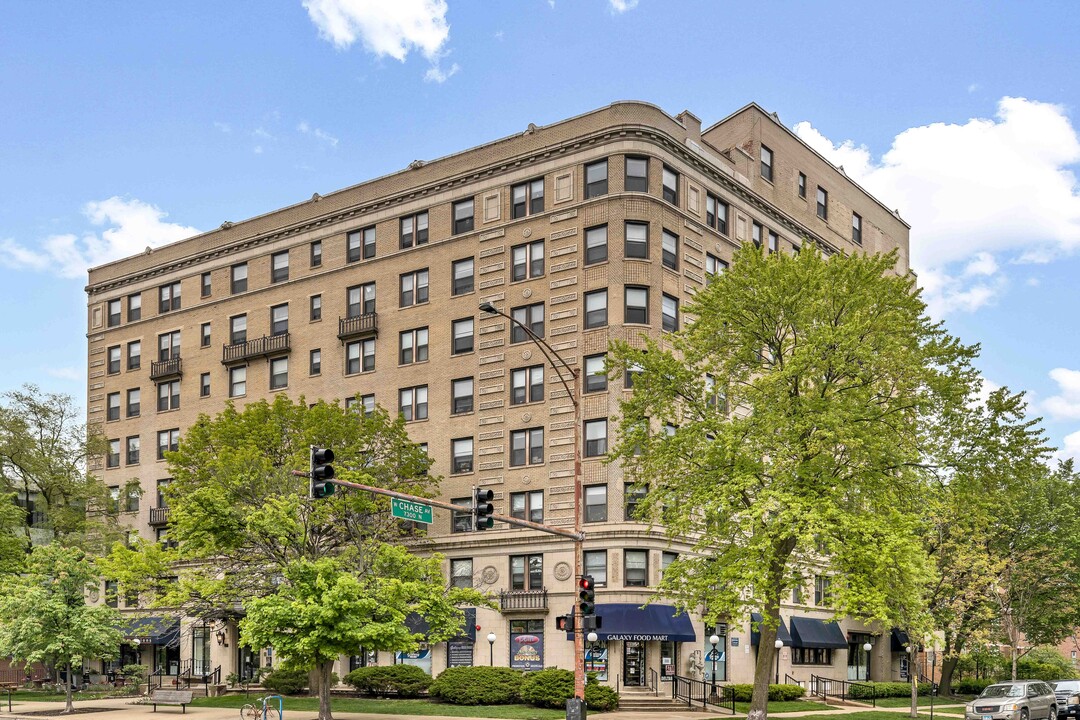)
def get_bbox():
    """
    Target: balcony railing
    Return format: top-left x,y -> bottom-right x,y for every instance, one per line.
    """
338,313 -> 379,341
150,357 -> 183,380
222,332 -> 291,364
499,588 -> 548,612
149,506 -> 171,526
